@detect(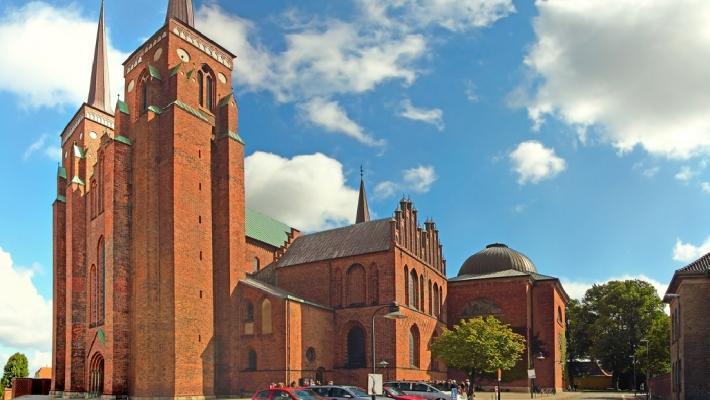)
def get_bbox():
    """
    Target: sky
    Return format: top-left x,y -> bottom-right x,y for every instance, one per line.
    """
0,0 -> 708,372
